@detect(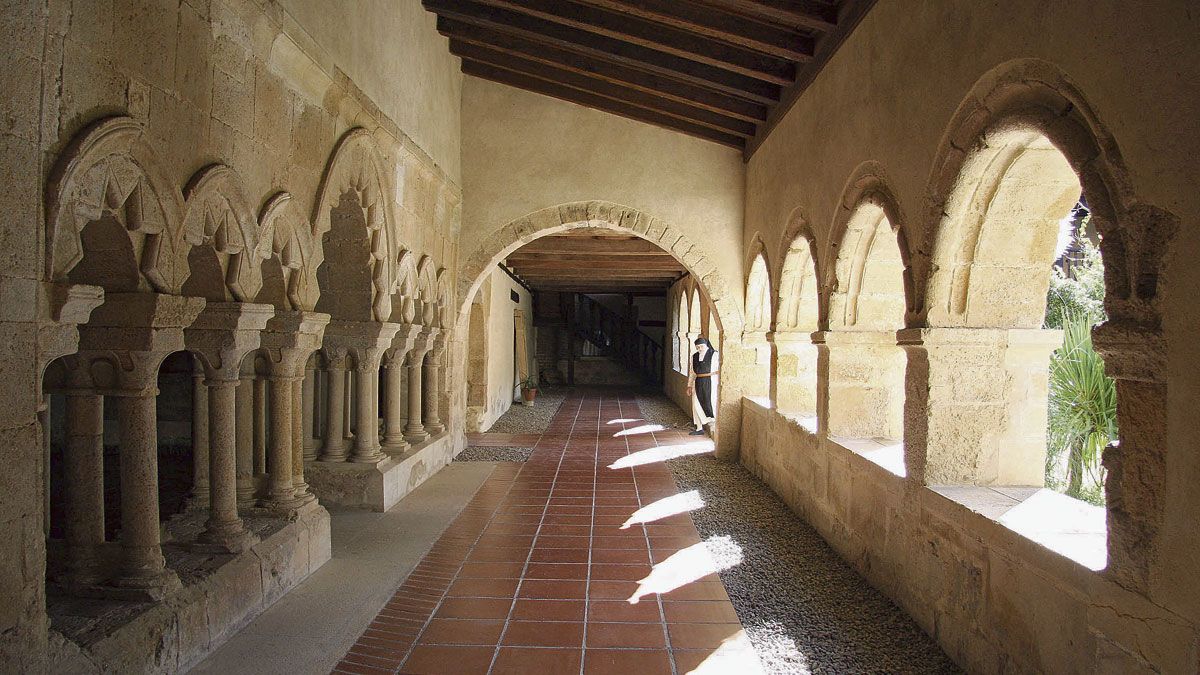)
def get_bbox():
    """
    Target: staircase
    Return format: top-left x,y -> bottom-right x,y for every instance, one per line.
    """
574,294 -> 663,384
533,292 -> 664,385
